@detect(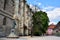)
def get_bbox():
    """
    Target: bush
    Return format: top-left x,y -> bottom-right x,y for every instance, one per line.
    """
33,32 -> 42,36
